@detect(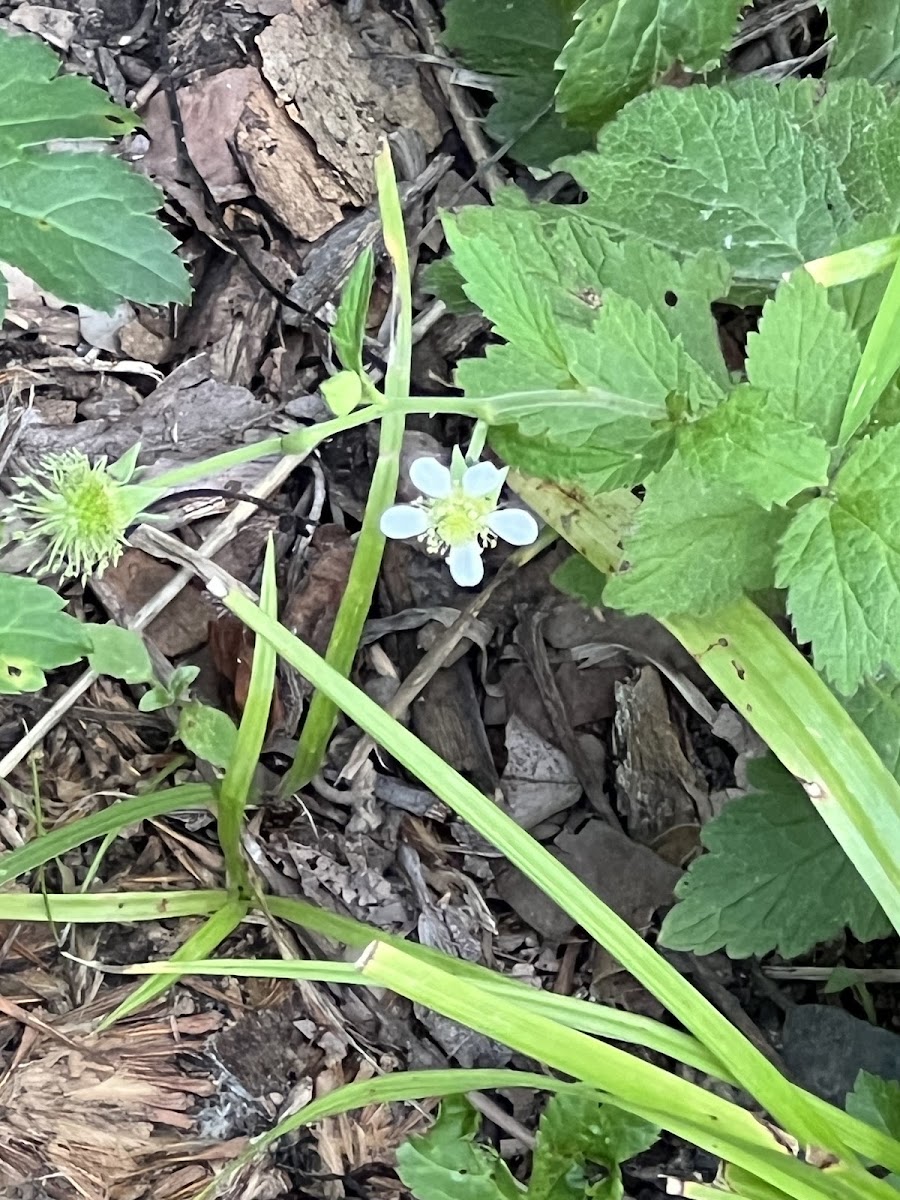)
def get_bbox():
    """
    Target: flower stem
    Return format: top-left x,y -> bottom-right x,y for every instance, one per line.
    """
283,144 -> 412,794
